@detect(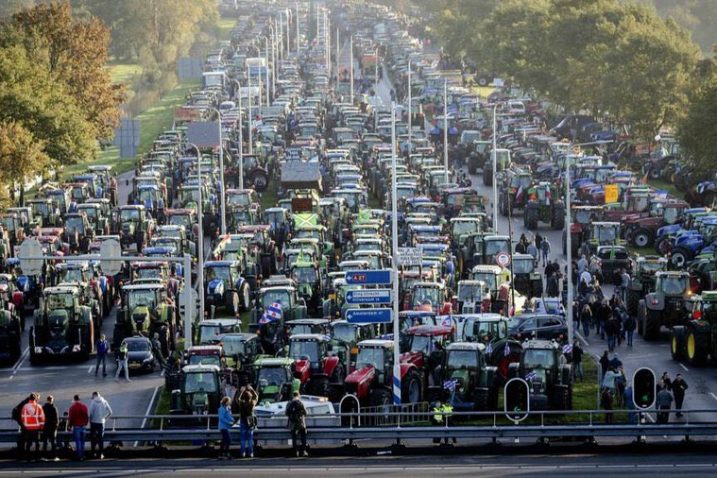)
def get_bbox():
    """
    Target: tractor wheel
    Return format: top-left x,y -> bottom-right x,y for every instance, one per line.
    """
477,76 -> 489,87
226,291 -> 240,316
644,307 -> 661,341
369,387 -> 392,408
475,387 -> 490,411
499,195 -> 508,217
670,326 -> 686,361
685,327 -> 709,366
525,208 -> 538,230
626,288 -> 640,318
401,369 -> 423,404
251,170 -> 269,192
655,236 -> 671,255
239,282 -> 251,312
551,384 -> 571,412
483,168 -> 492,187
649,167 -> 660,180
550,208 -> 565,230
632,229 -> 652,248
670,247 -> 692,268
637,300 -> 646,336
260,253 -> 274,277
